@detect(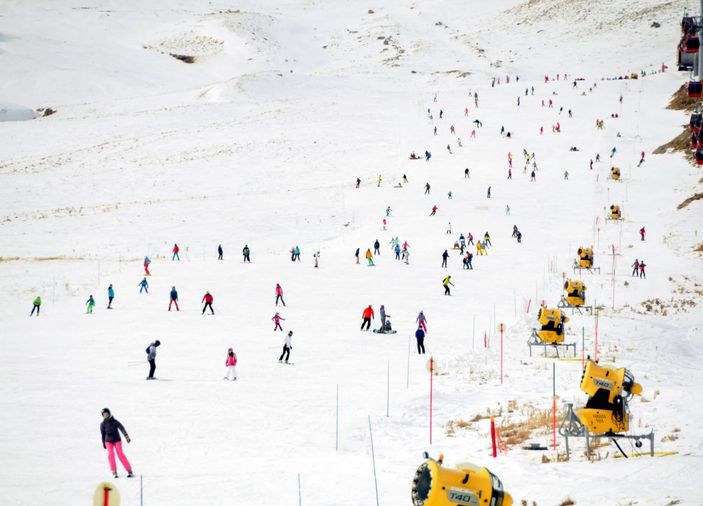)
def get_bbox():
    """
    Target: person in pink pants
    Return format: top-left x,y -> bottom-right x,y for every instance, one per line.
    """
100,408 -> 134,478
